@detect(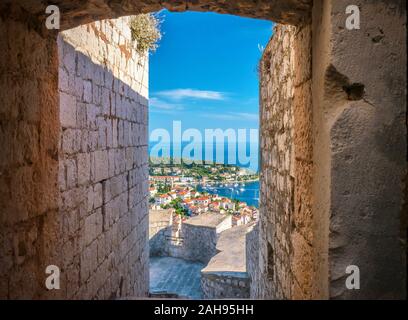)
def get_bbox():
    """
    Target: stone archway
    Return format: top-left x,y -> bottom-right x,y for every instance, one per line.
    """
0,0 -> 406,300
12,0 -> 312,30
